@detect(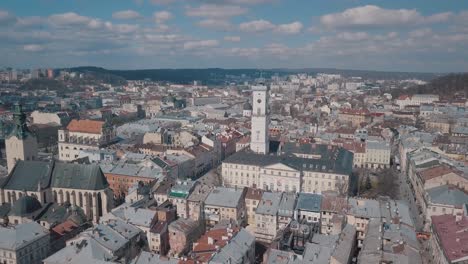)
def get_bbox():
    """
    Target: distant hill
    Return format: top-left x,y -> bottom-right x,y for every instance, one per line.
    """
390,73 -> 468,99
62,66 -> 127,86
66,67 -> 438,85
20,79 -> 66,91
